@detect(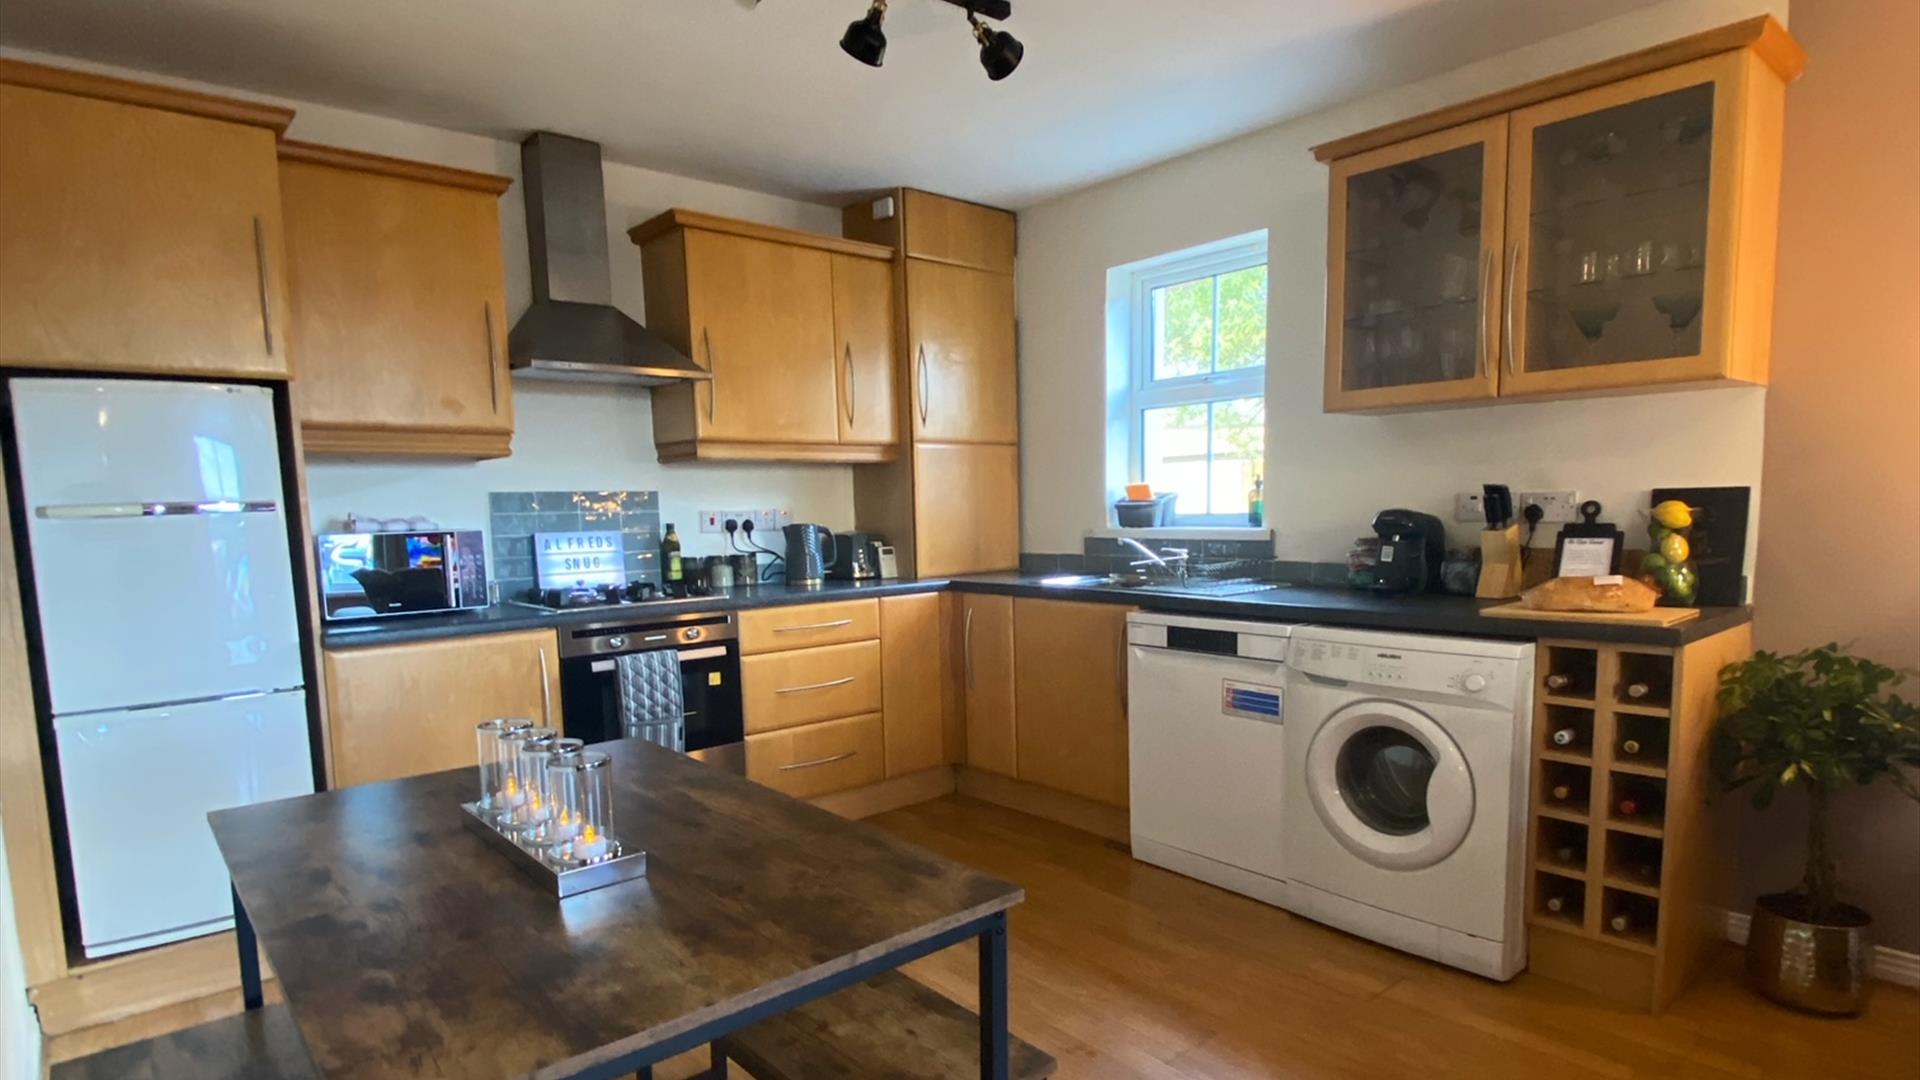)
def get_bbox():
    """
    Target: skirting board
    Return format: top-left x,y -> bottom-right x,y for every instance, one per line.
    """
1722,909 -> 1920,989
954,767 -> 1130,844
809,765 -> 956,821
